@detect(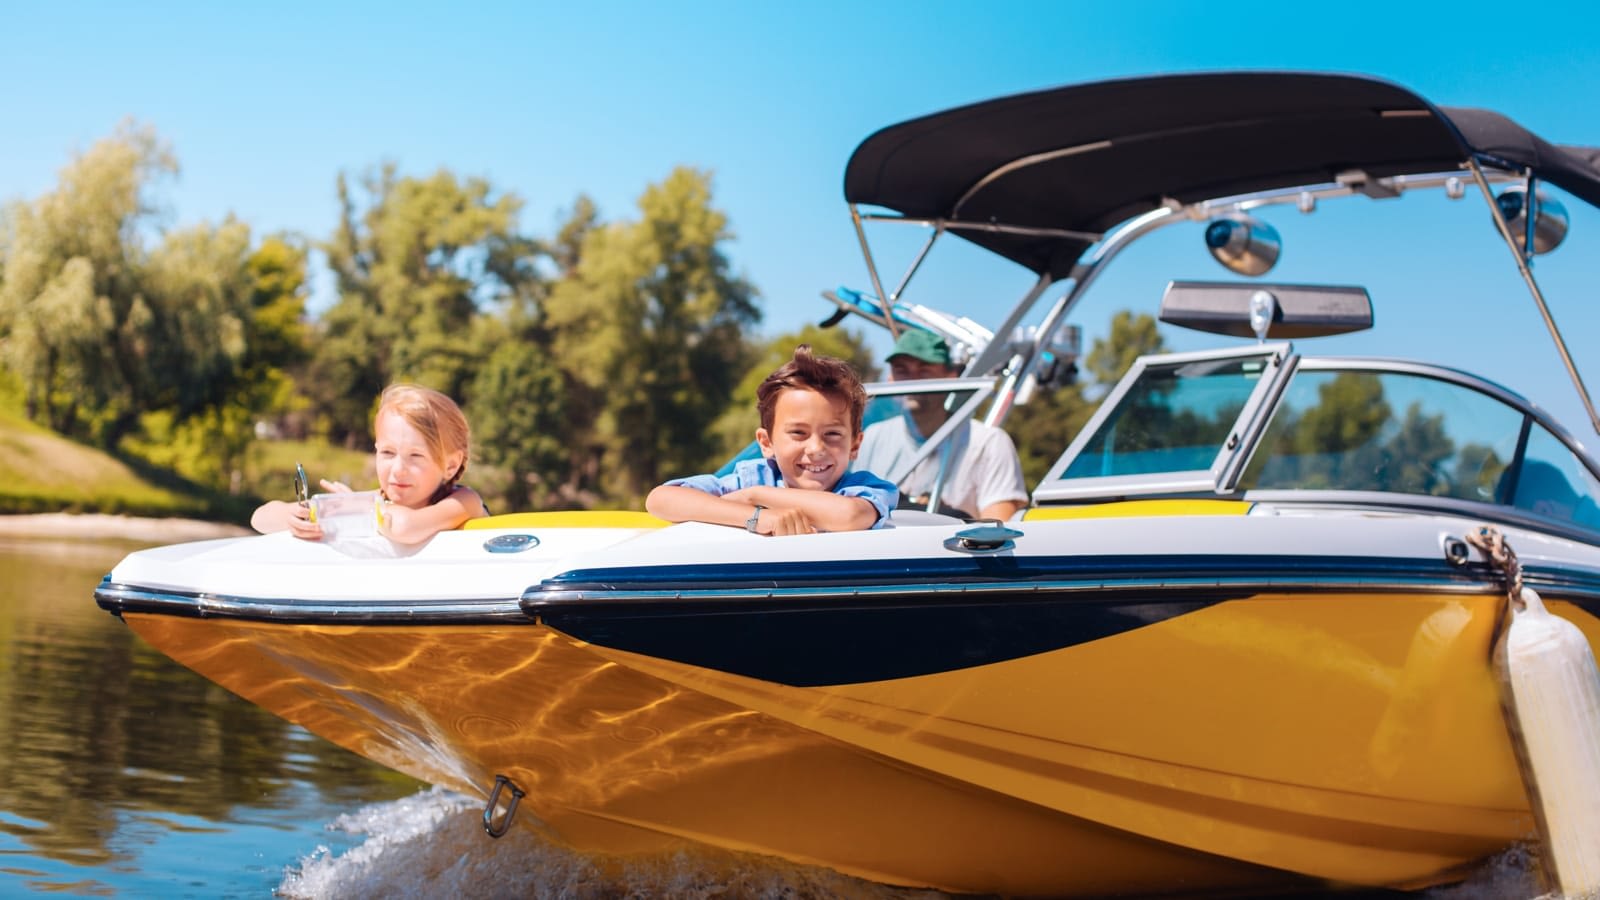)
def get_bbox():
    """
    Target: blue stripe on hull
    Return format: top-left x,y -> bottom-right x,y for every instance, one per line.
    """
523,554 -> 1600,686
